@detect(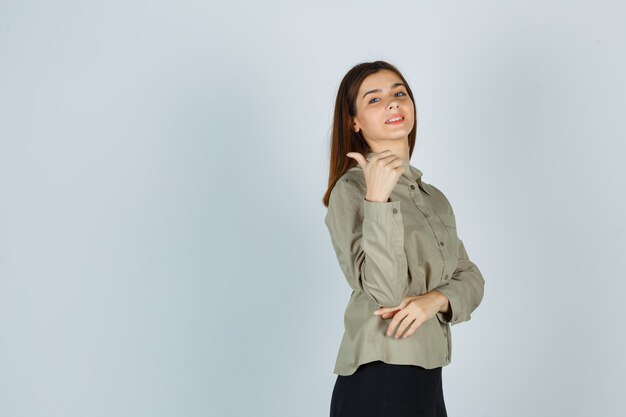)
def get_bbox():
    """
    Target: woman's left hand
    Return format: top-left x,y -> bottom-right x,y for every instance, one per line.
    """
374,291 -> 448,339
